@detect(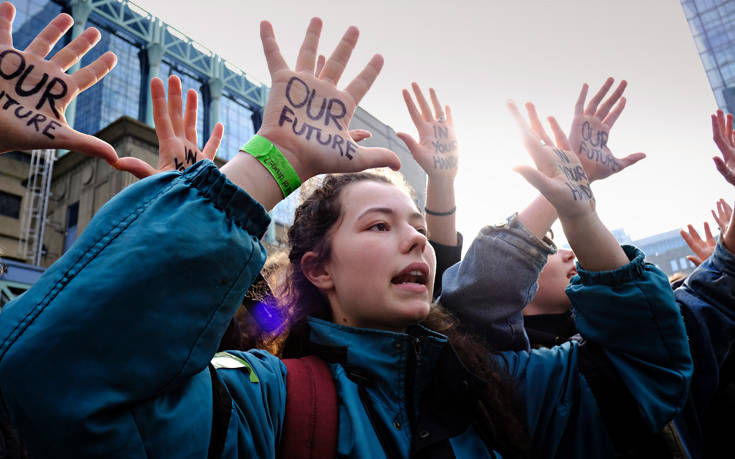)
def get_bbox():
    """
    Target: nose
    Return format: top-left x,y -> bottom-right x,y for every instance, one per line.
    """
561,249 -> 575,262
401,225 -> 428,254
